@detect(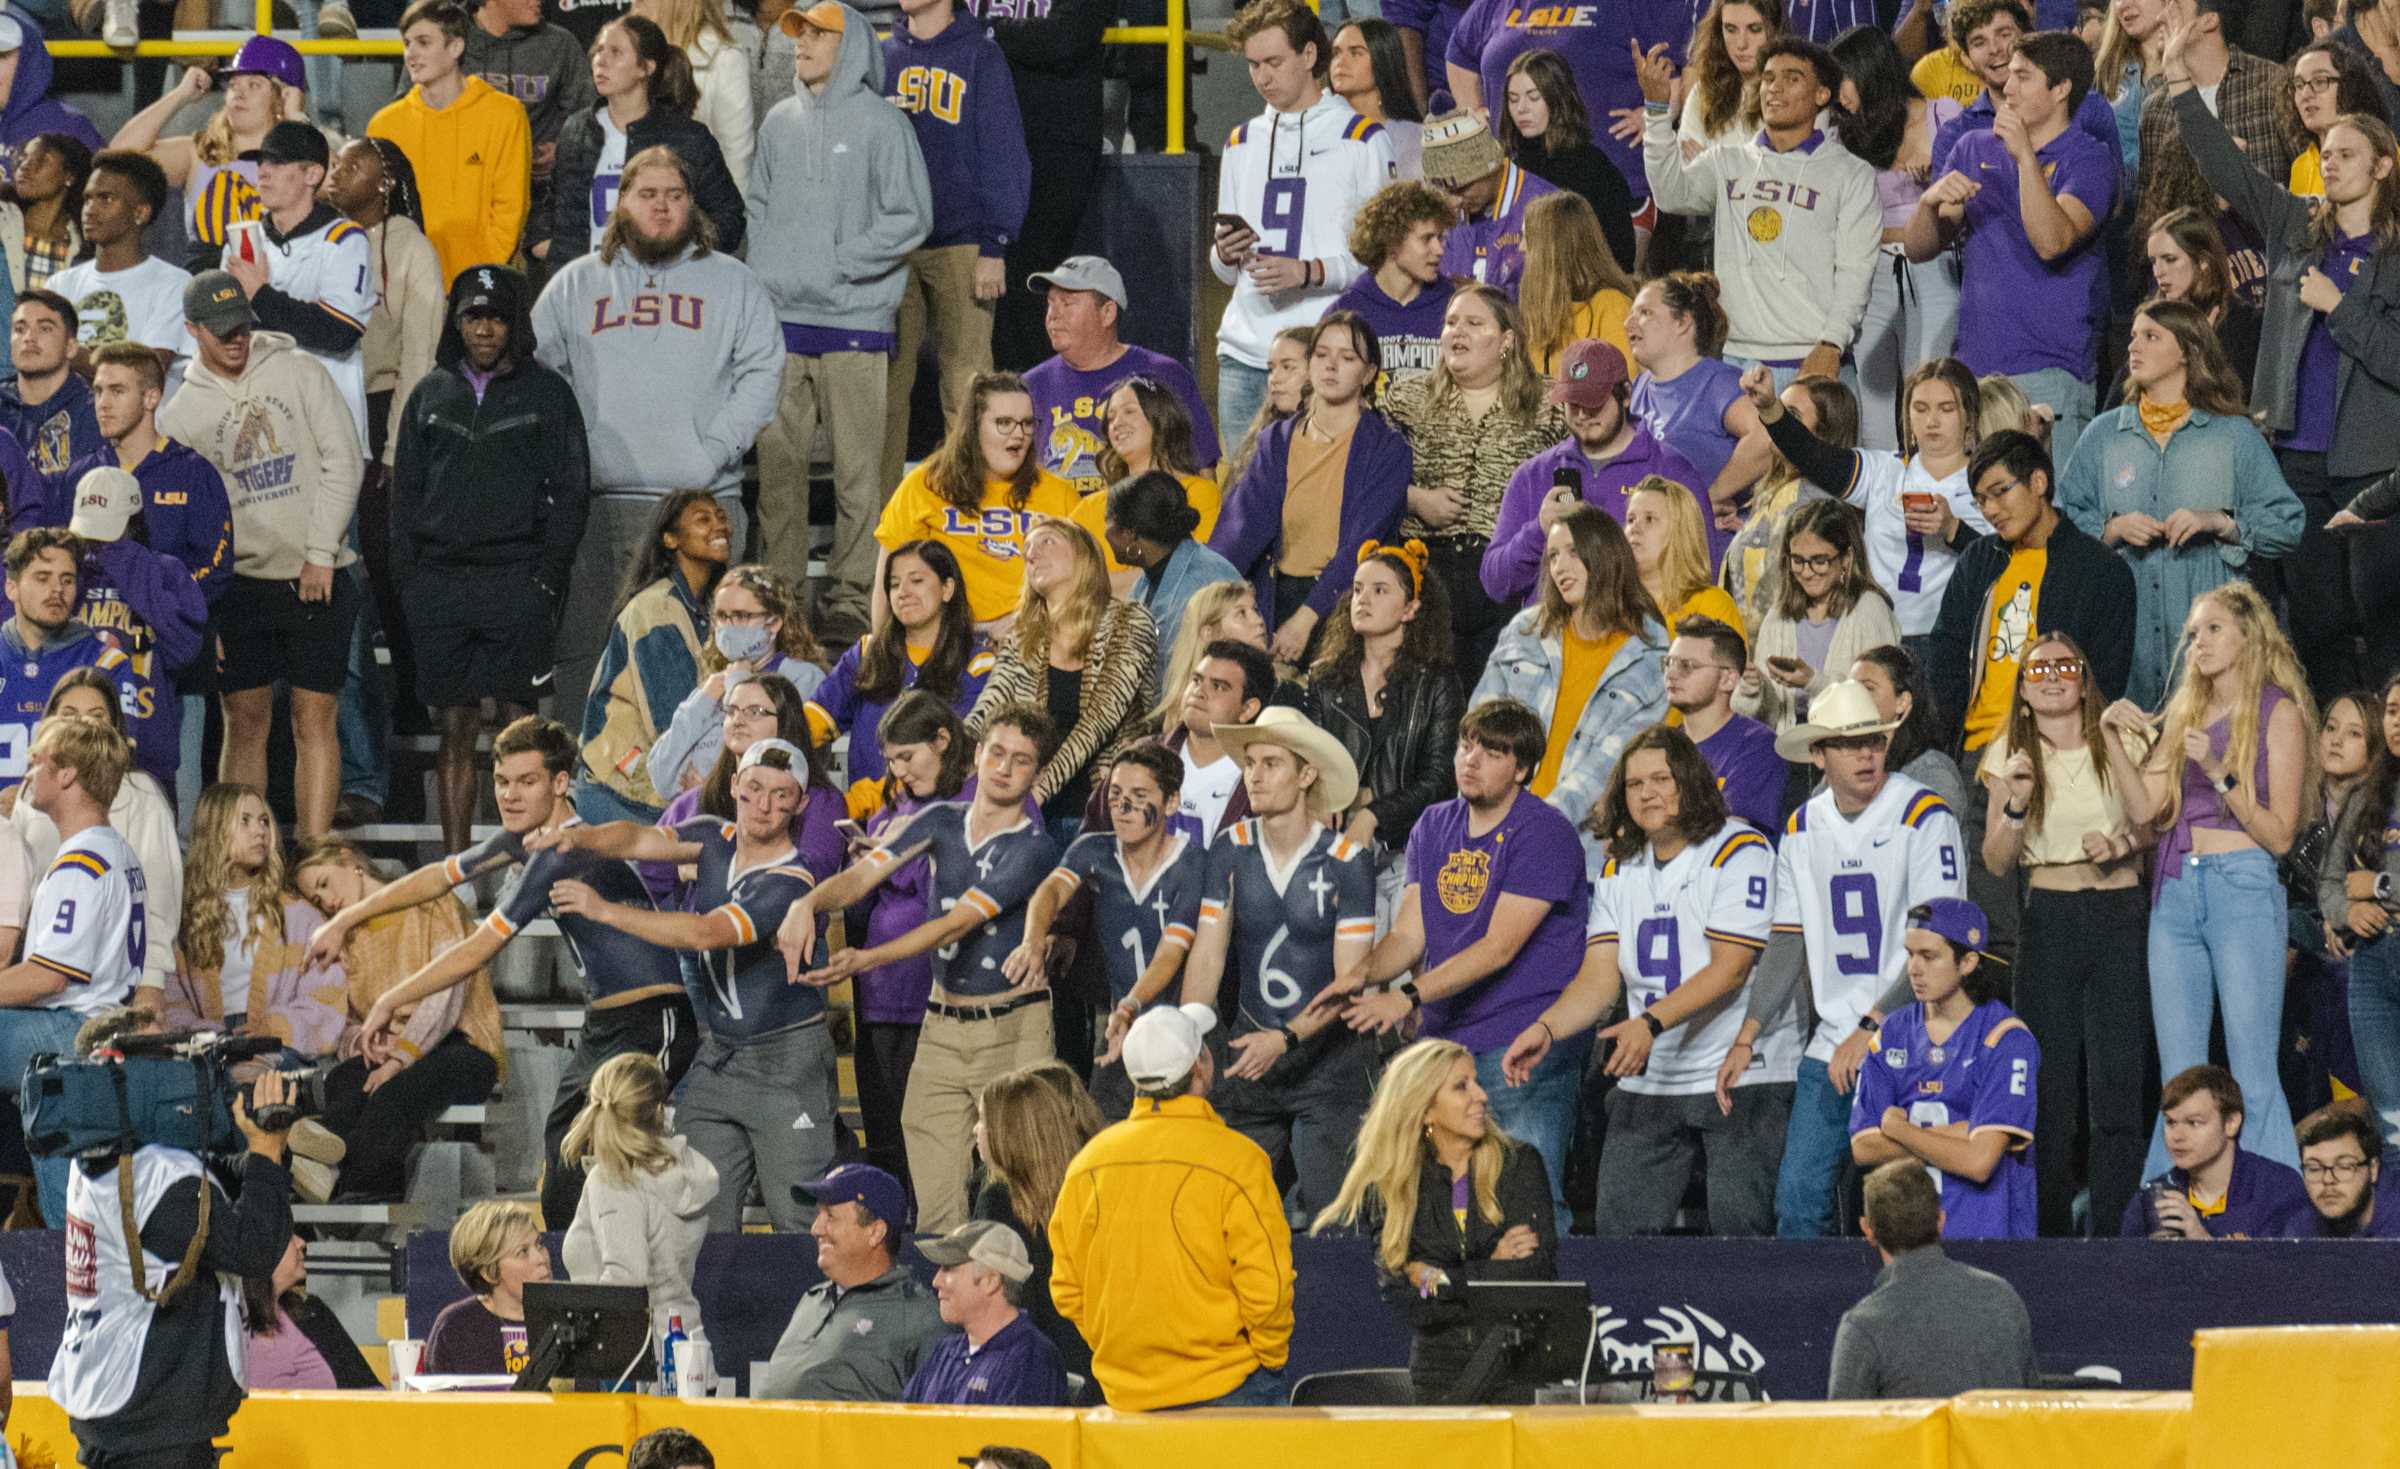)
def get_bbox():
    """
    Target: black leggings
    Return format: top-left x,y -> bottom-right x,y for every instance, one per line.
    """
2015,884 -> 2155,1236
2275,449 -> 2400,707
853,1020 -> 920,1202
321,1032 -> 500,1202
